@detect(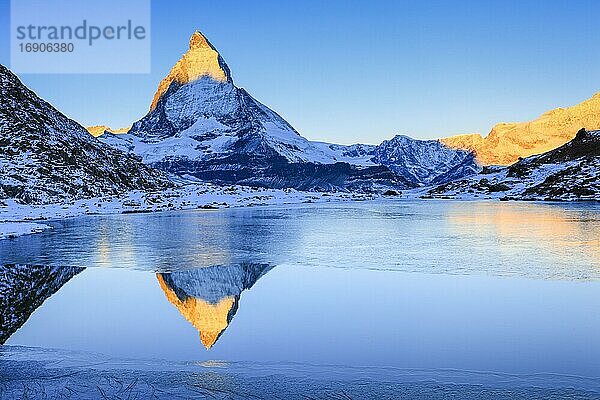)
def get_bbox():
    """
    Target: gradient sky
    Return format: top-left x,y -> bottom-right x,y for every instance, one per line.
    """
1,0 -> 599,145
